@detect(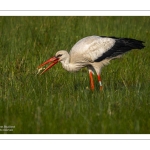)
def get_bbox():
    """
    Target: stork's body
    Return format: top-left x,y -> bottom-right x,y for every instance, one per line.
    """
38,36 -> 145,90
